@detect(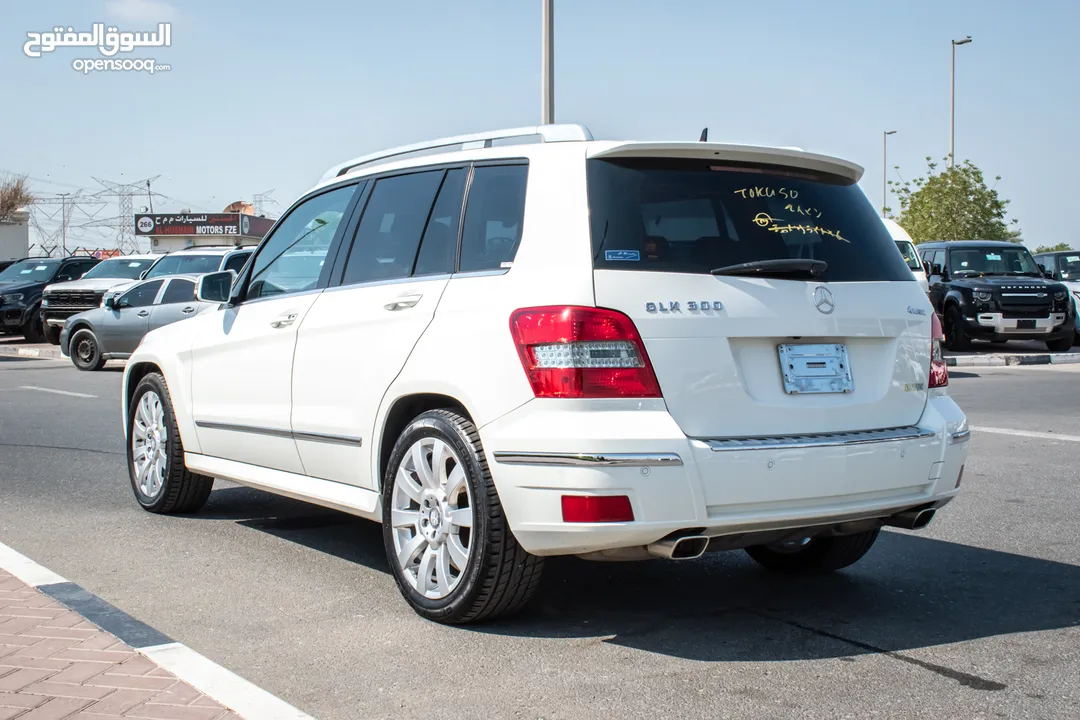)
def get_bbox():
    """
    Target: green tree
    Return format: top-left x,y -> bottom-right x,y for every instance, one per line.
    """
1034,242 -> 1072,253
887,157 -> 1020,243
